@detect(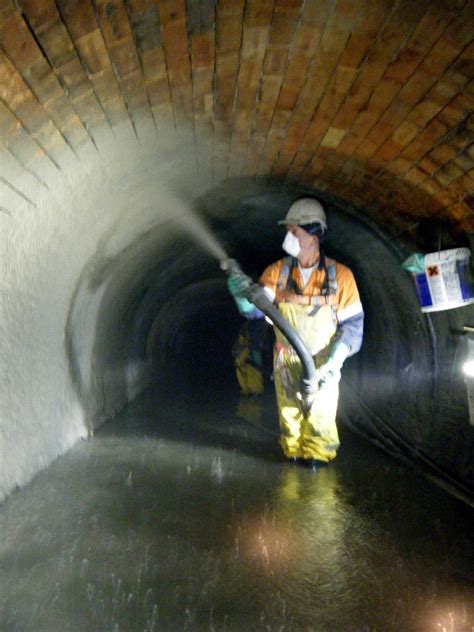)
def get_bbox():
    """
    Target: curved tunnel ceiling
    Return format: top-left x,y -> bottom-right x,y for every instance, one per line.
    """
0,0 -> 473,506
0,0 -> 472,236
